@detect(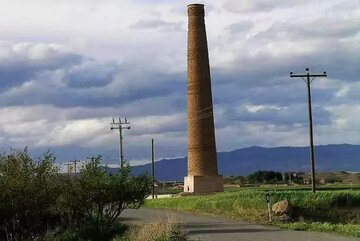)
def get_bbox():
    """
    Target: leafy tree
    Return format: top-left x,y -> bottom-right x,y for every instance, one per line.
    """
246,170 -> 283,184
58,156 -> 151,240
223,176 -> 246,185
0,149 -> 151,241
324,176 -> 342,184
0,148 -> 62,240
